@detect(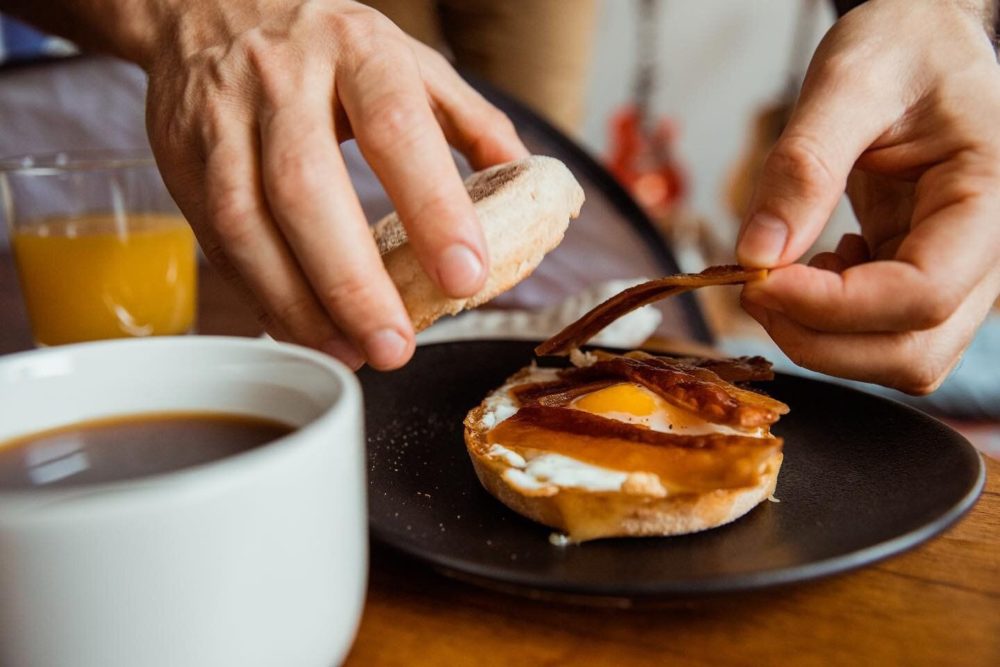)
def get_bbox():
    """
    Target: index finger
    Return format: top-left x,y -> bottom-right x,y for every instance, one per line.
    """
743,195 -> 1000,333
736,53 -> 901,269
259,90 -> 416,370
338,44 -> 488,300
